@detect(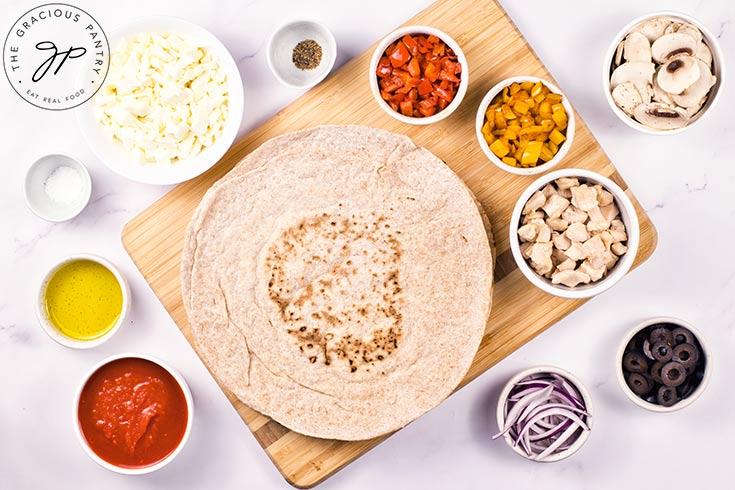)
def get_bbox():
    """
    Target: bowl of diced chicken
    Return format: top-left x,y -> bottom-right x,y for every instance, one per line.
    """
509,169 -> 640,299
